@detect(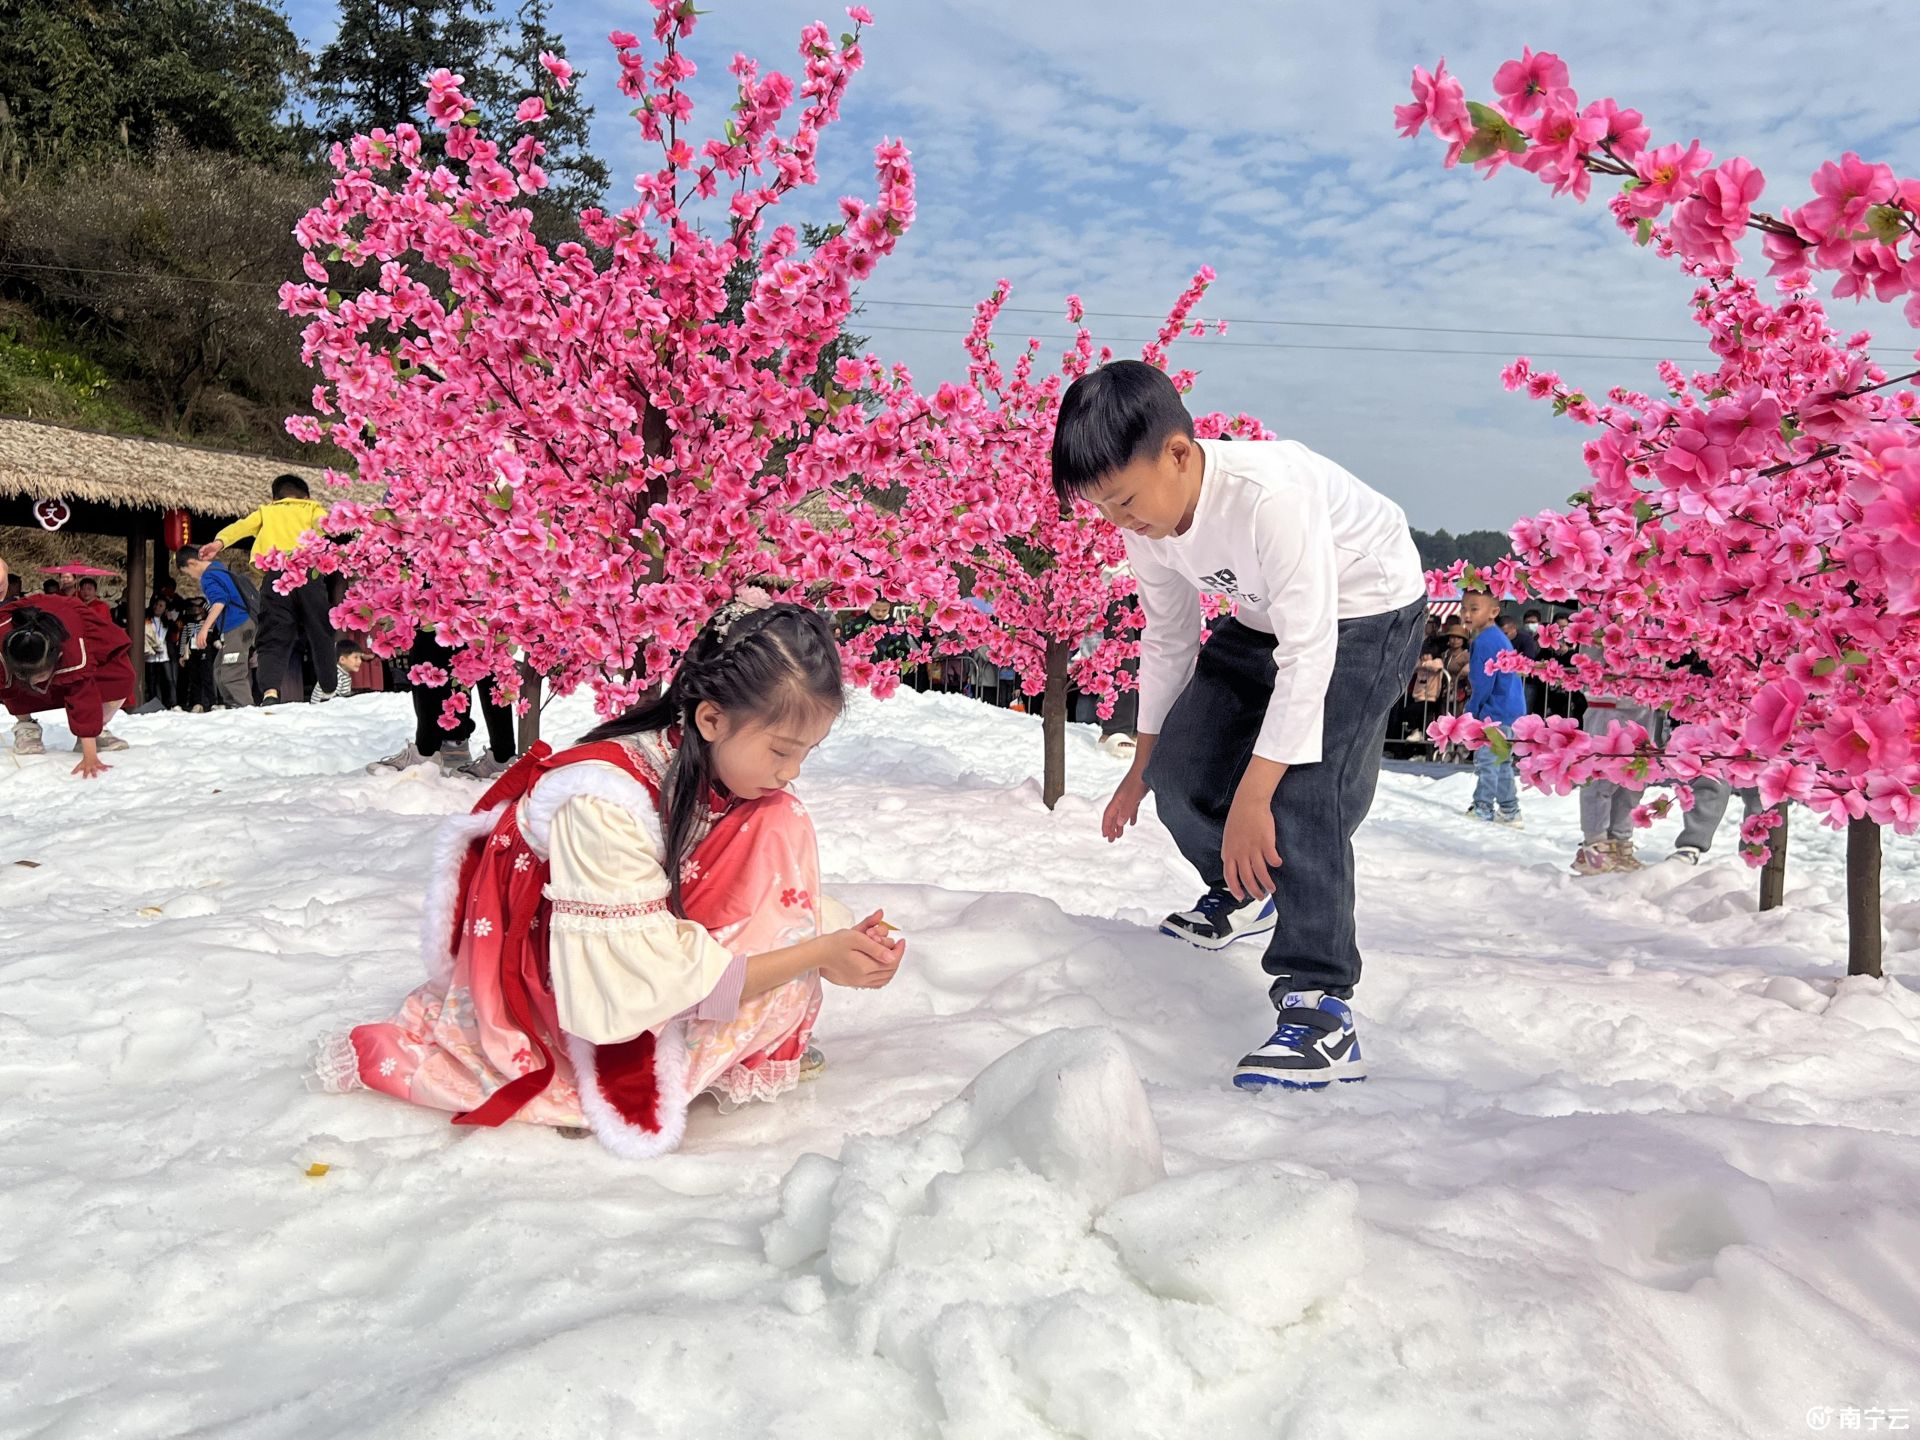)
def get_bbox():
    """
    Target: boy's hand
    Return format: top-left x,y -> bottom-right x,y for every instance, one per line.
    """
72,741 -> 111,780
1103,771 -> 1148,842
1222,796 -> 1282,901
